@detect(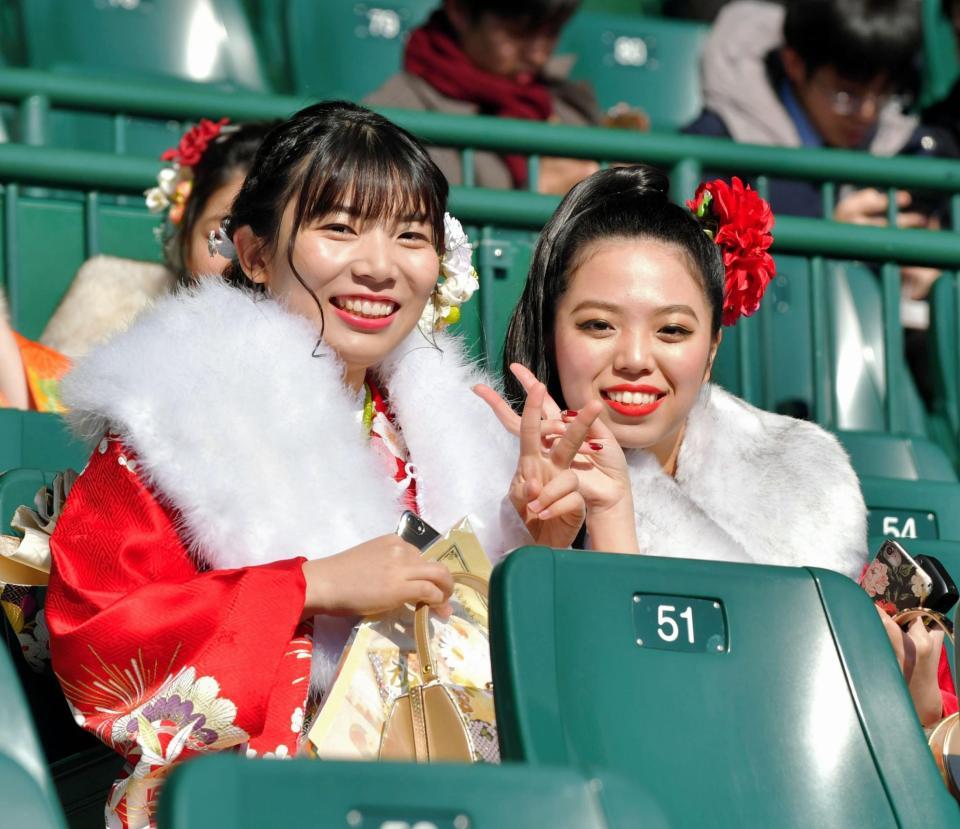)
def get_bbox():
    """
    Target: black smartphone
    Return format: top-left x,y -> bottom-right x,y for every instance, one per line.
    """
396,511 -> 441,551
916,554 -> 960,616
